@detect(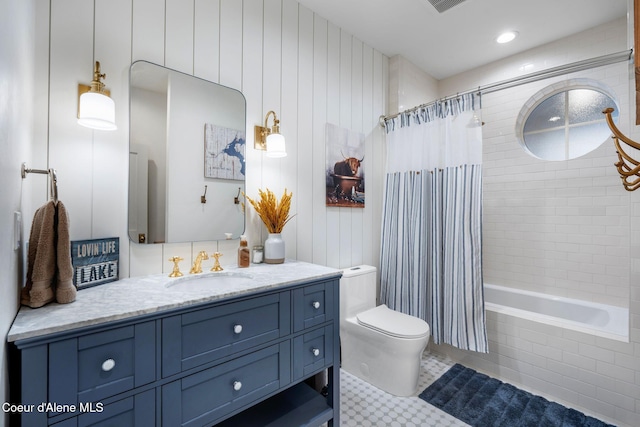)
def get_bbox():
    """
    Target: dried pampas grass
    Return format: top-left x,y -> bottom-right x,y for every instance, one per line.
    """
244,188 -> 294,233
